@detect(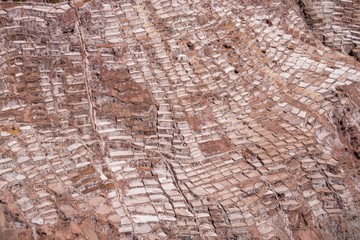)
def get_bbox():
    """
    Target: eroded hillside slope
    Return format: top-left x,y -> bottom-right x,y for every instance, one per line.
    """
1,0 -> 360,239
